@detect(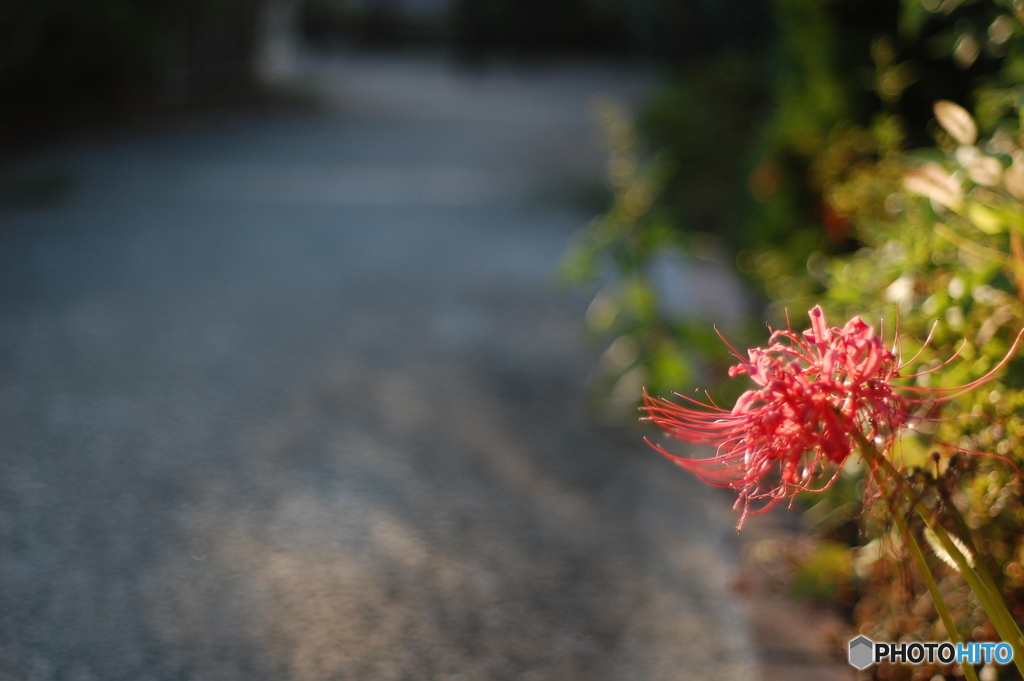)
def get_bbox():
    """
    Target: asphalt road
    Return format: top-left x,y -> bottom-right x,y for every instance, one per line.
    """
0,54 -> 757,681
